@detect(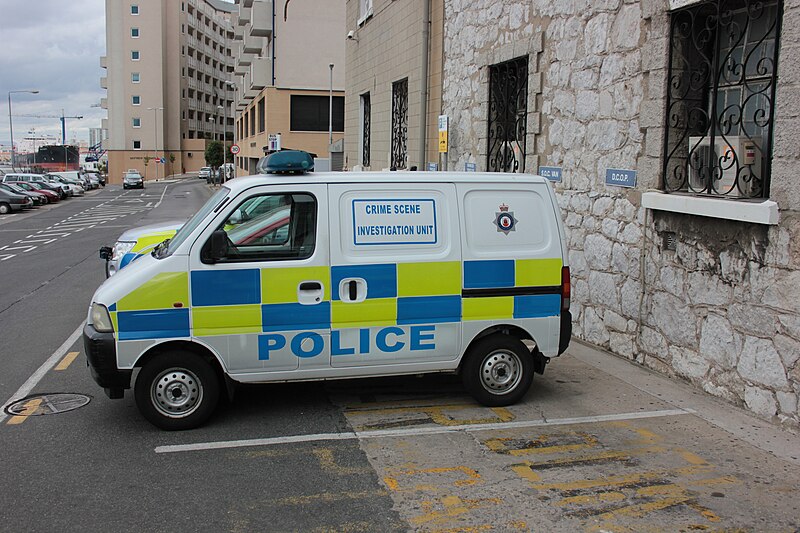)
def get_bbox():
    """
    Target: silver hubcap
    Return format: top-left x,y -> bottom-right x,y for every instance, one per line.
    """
479,350 -> 522,395
150,367 -> 203,418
